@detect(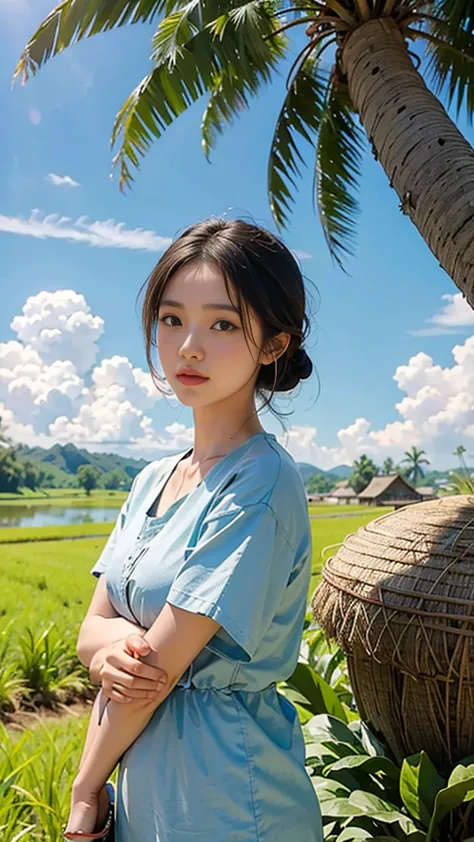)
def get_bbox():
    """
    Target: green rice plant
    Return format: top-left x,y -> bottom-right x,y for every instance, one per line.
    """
0,621 -> 27,714
0,715 -> 91,841
16,625 -> 89,709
